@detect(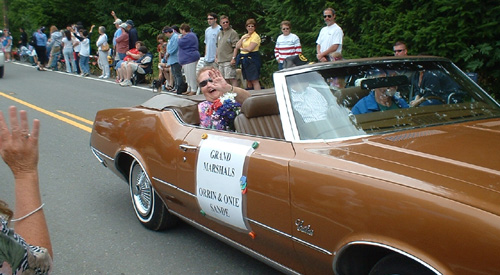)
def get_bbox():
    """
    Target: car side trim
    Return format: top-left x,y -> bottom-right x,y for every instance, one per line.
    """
334,241 -> 442,275
153,177 -> 195,197
168,209 -> 301,275
153,176 -> 334,258
291,236 -> 333,256
90,147 -> 114,164
247,218 -> 333,256
152,177 -> 335,258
